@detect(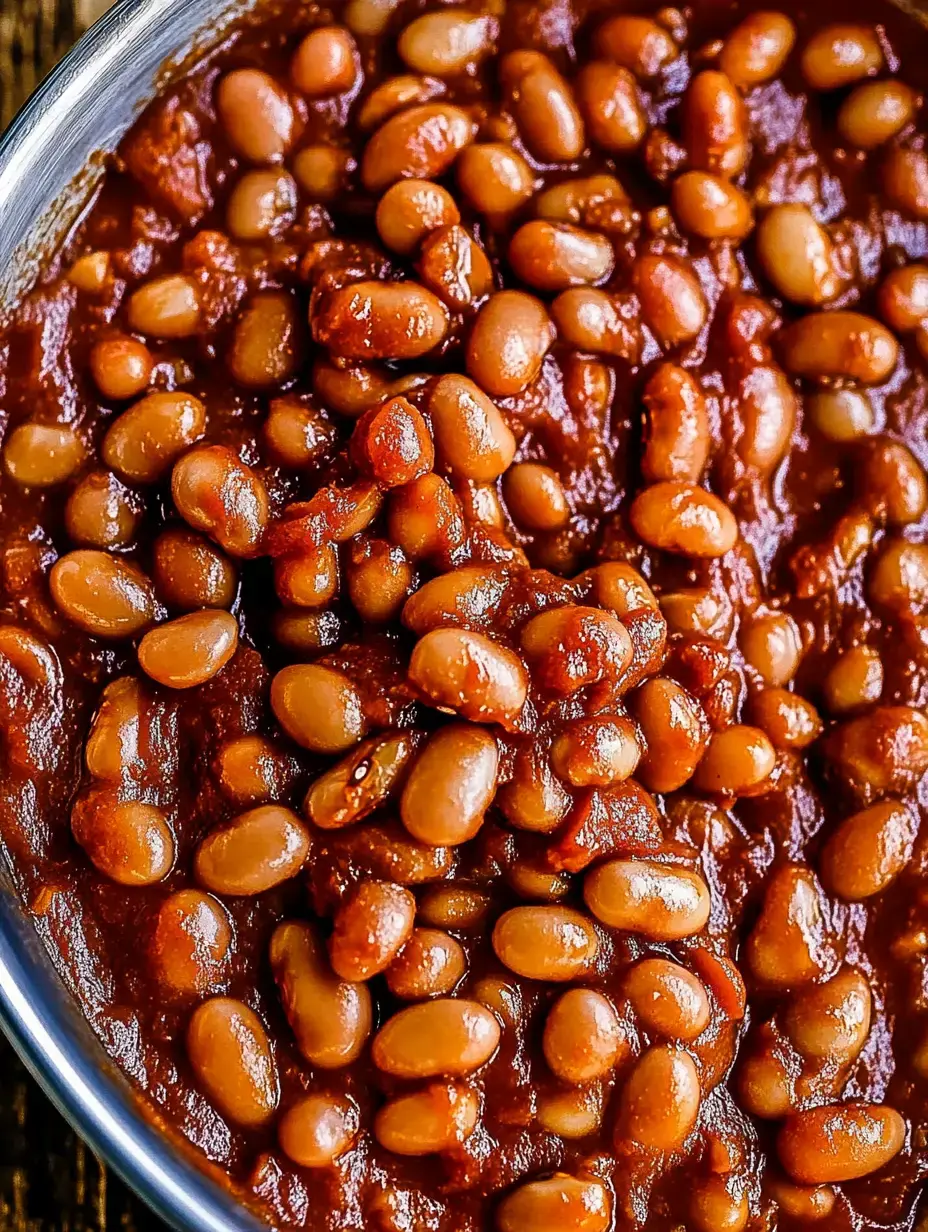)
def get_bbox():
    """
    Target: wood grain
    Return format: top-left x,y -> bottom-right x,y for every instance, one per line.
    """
0,12 -> 168,1231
